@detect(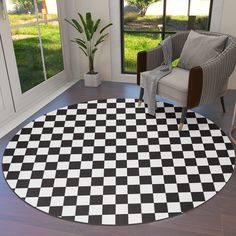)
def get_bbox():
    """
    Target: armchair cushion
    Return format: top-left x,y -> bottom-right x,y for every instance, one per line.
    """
178,30 -> 228,70
158,68 -> 189,106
